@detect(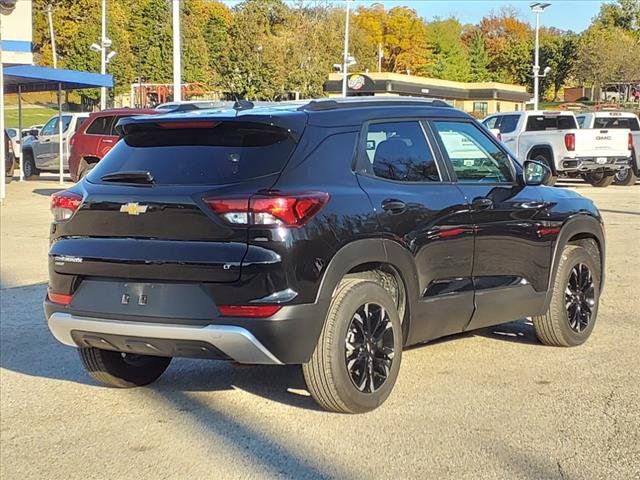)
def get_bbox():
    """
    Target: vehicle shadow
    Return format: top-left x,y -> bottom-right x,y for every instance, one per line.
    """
475,319 -> 541,346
